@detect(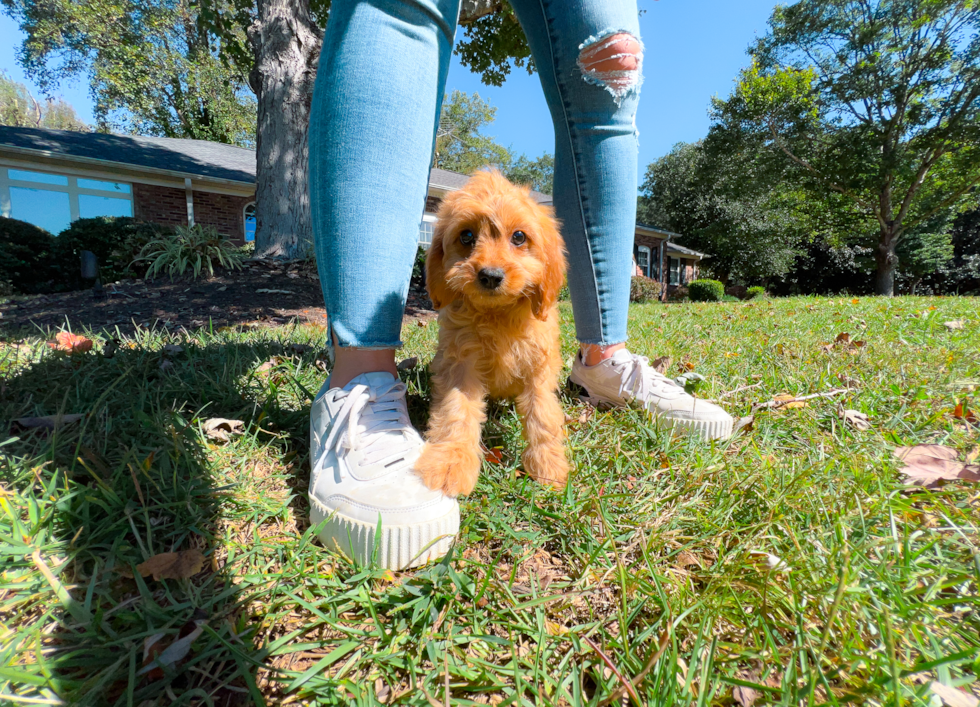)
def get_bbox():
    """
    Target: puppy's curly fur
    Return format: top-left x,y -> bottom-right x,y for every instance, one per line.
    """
415,170 -> 569,496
